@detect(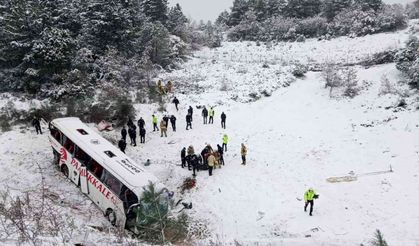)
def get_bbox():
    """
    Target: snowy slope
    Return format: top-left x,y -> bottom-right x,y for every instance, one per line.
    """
1,24 -> 419,245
